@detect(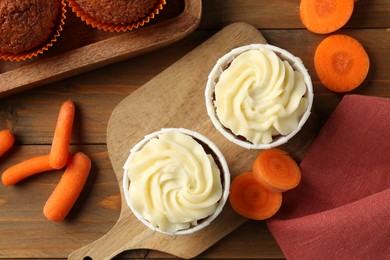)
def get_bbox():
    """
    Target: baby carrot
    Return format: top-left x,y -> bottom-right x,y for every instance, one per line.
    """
43,152 -> 91,222
50,100 -> 75,169
2,153 -> 71,186
0,130 -> 15,157
252,148 -> 301,193
229,172 -> 282,220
